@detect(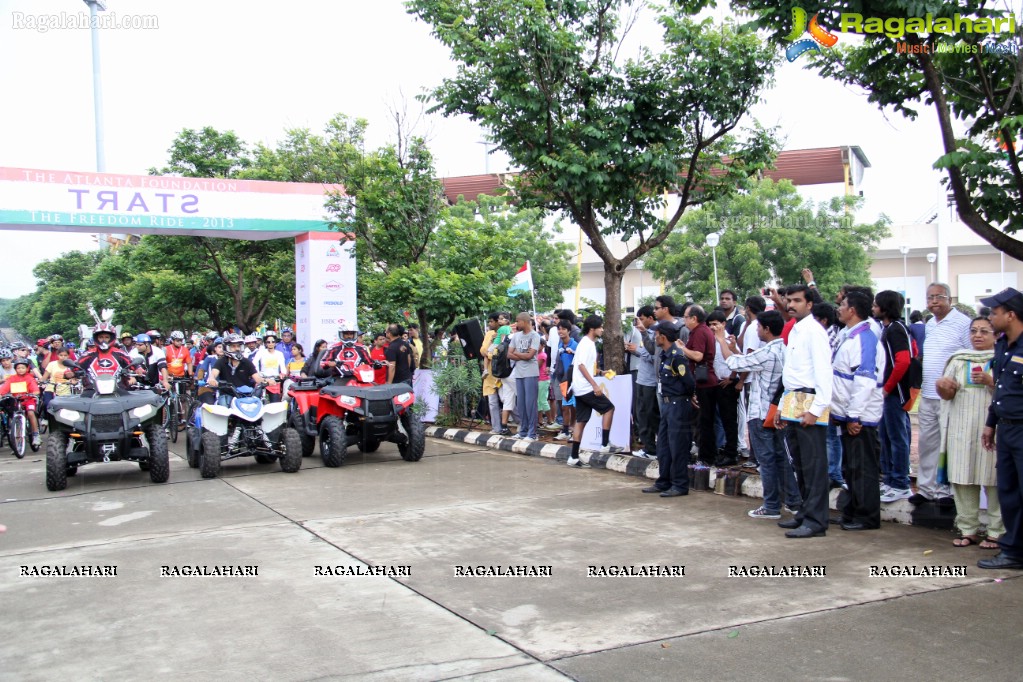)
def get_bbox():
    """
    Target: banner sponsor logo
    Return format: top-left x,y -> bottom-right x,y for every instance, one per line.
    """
324,280 -> 342,291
